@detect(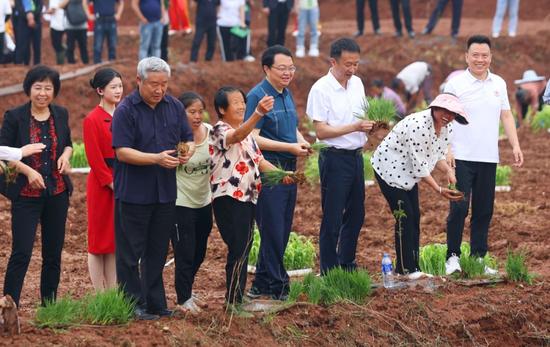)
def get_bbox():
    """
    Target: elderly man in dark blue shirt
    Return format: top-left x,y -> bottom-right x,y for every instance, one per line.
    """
112,57 -> 193,320
244,45 -> 310,301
